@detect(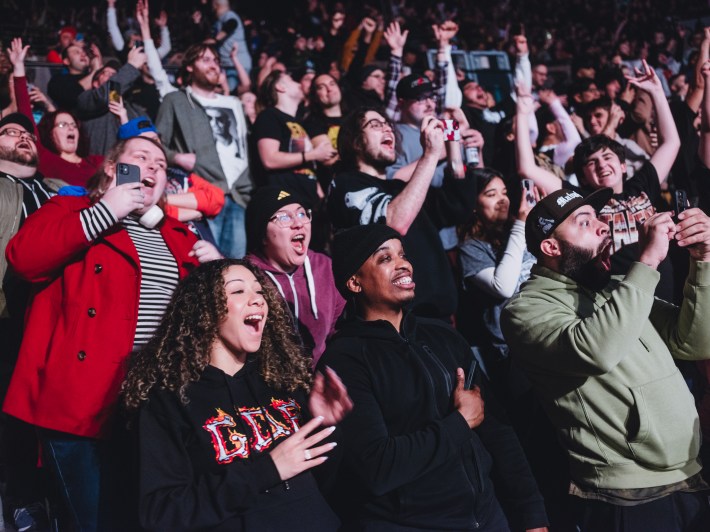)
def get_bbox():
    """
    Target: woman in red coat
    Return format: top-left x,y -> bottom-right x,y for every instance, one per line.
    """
4,135 -> 221,531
